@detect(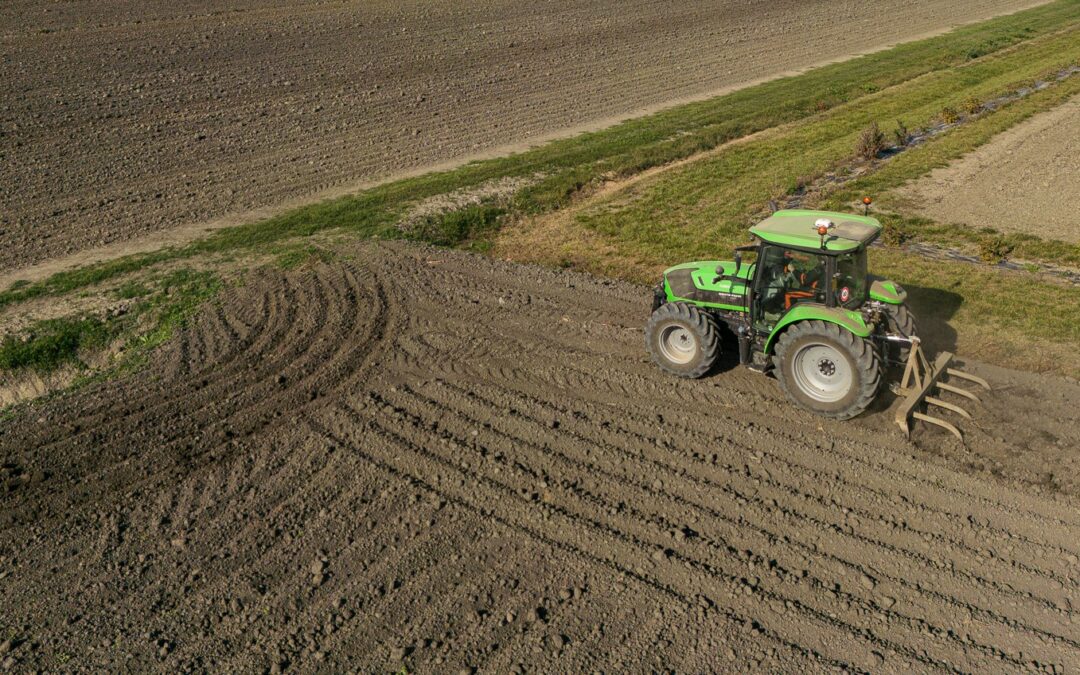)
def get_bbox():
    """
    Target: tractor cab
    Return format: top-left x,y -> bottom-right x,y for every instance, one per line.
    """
745,210 -> 877,337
